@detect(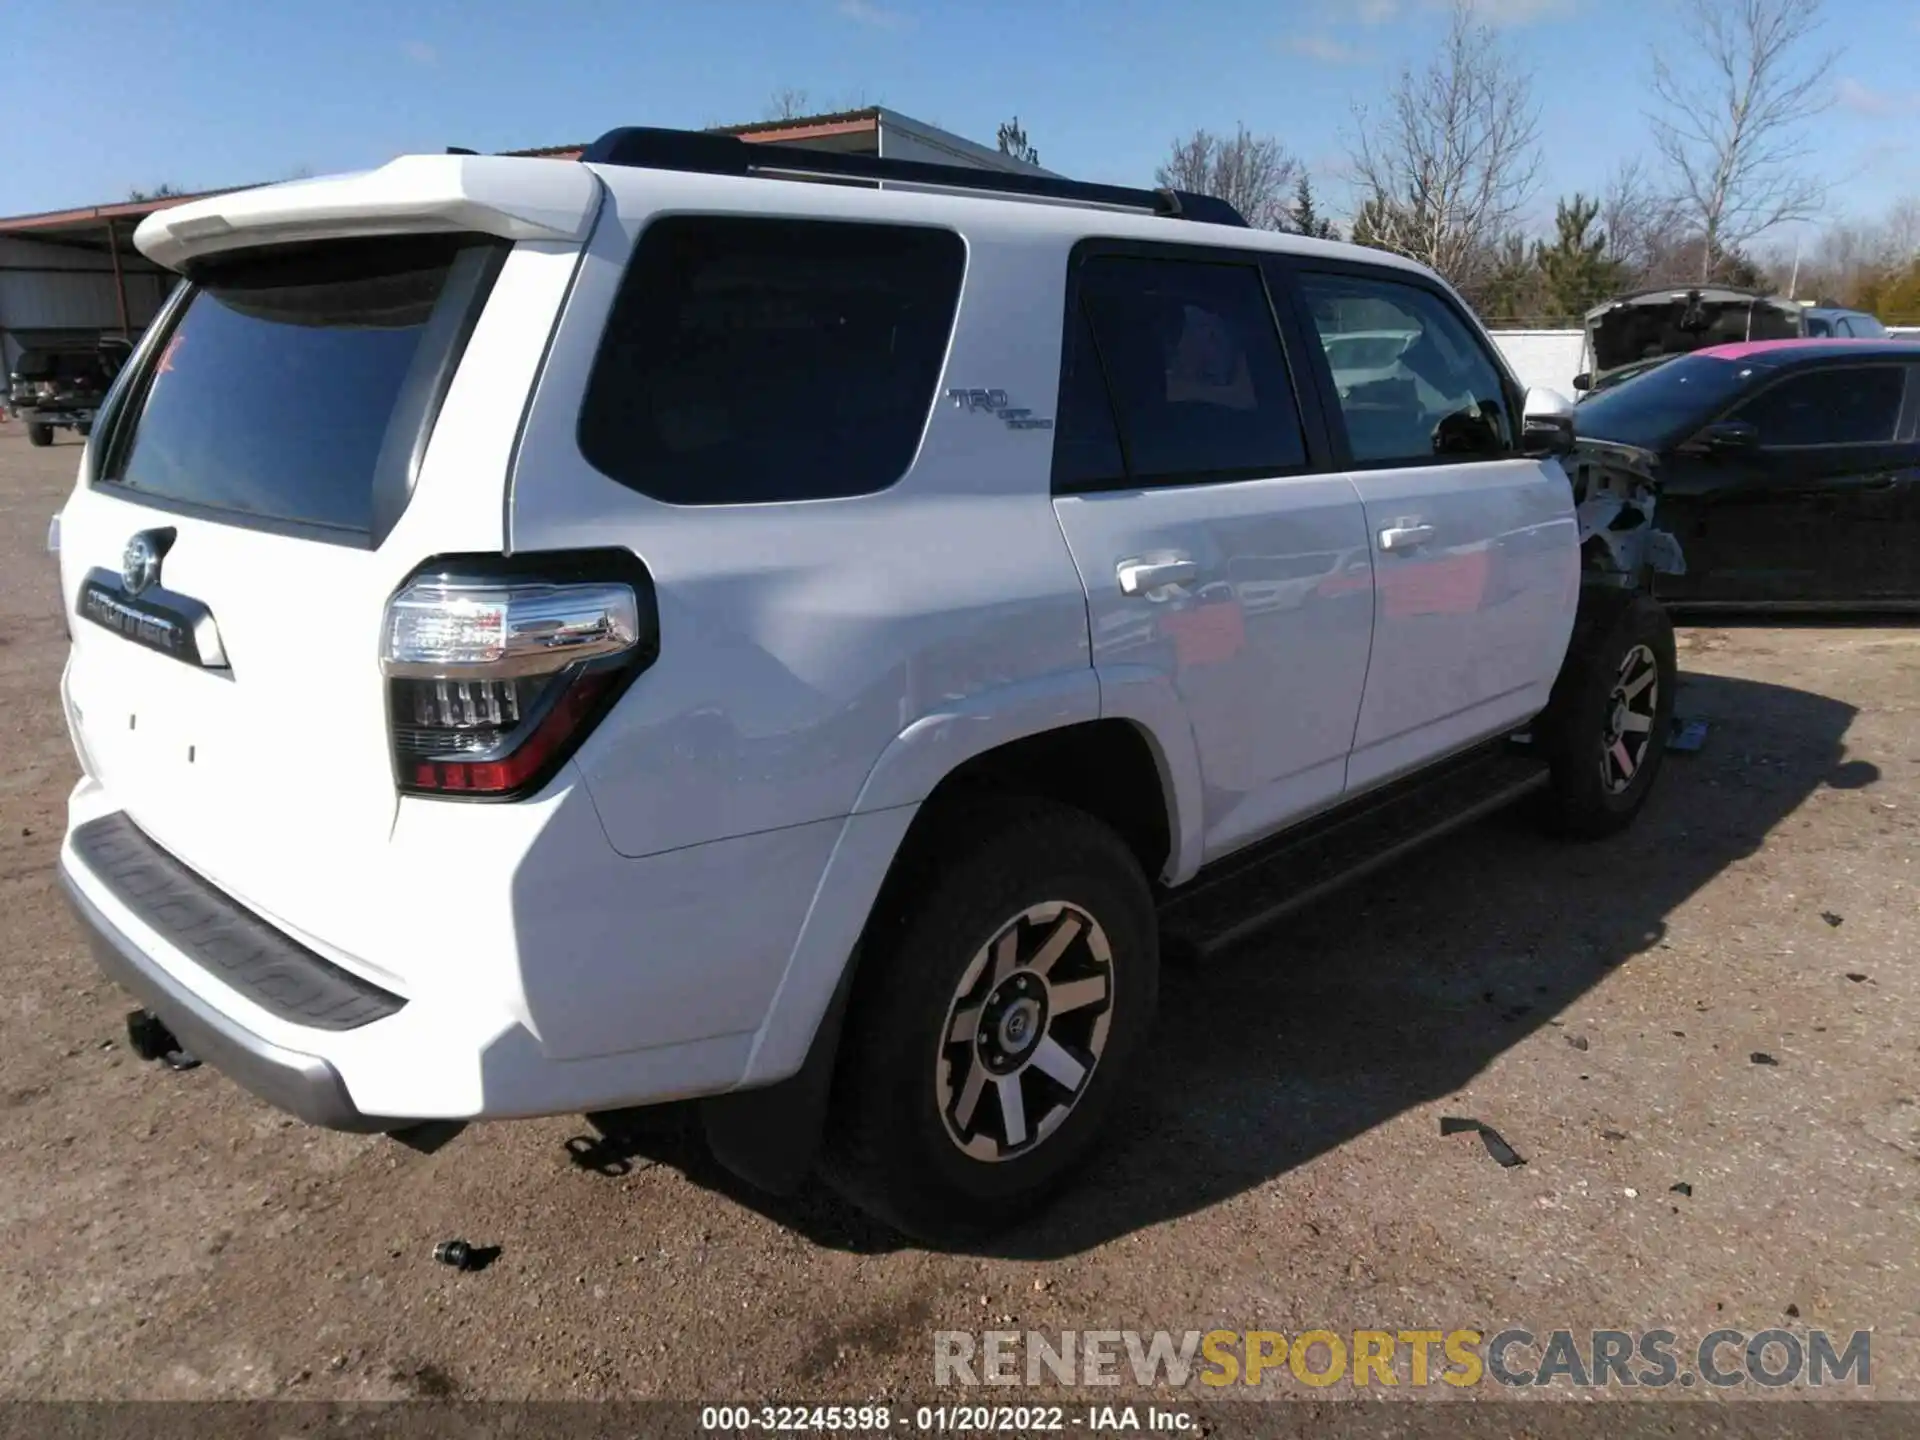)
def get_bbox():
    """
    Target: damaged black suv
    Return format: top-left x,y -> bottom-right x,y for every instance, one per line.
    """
8,339 -> 131,446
